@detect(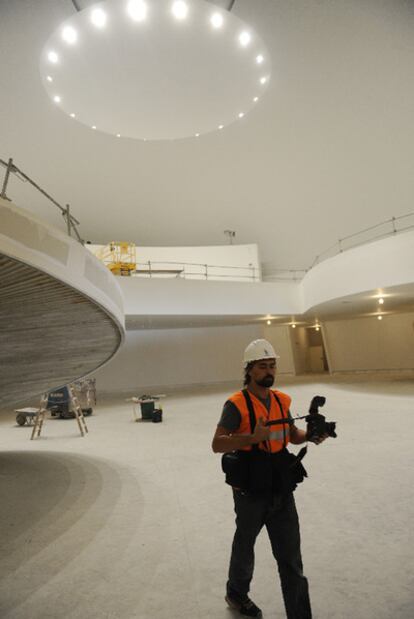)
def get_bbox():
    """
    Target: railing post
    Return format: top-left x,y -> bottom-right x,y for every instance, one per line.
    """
0,158 -> 13,200
65,204 -> 72,237
392,216 -> 396,234
148,260 -> 152,277
338,238 -> 343,253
